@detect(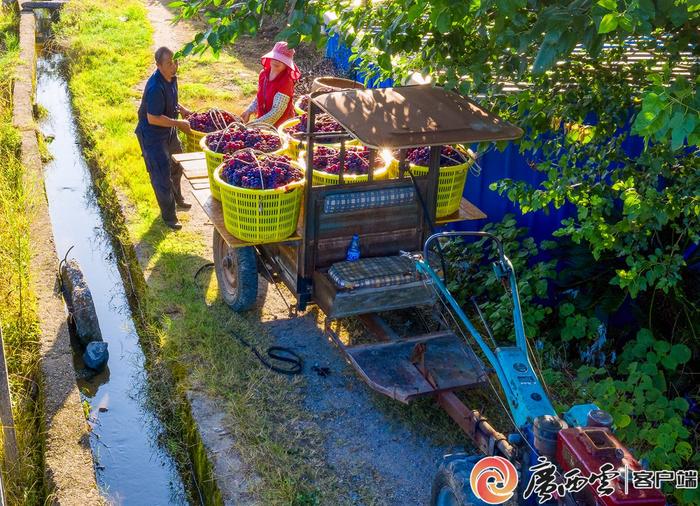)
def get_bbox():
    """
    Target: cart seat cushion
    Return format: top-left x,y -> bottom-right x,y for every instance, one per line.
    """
323,186 -> 415,214
328,255 -> 422,290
